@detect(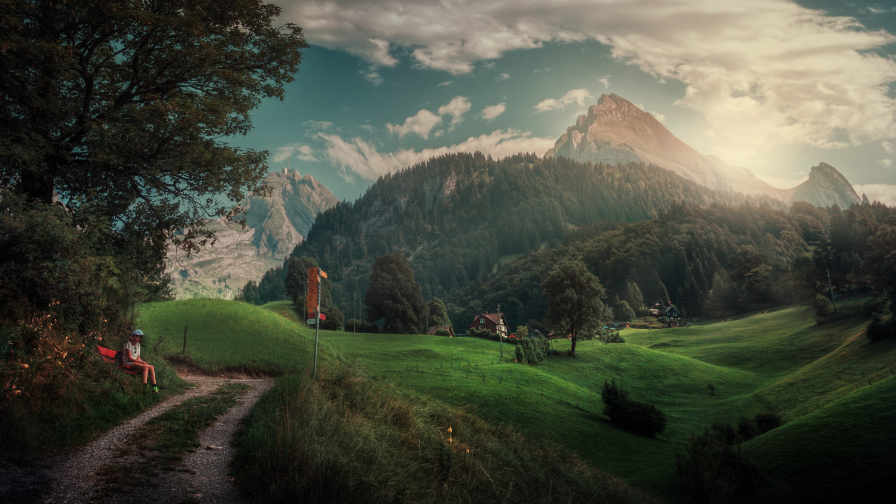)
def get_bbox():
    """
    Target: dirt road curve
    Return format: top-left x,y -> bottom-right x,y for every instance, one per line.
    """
1,376 -> 273,504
